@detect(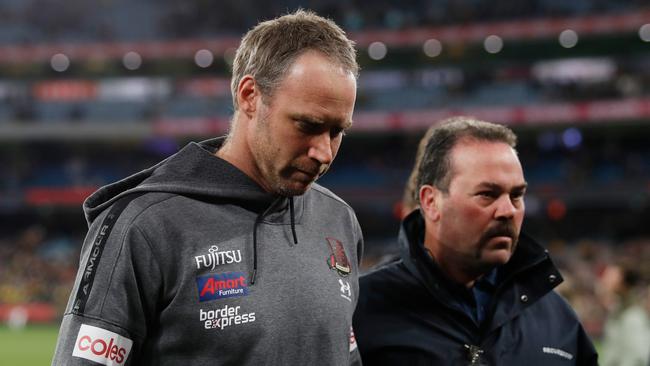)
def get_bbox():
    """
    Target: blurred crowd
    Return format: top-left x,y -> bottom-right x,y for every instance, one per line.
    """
0,225 -> 79,312
0,0 -> 647,43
